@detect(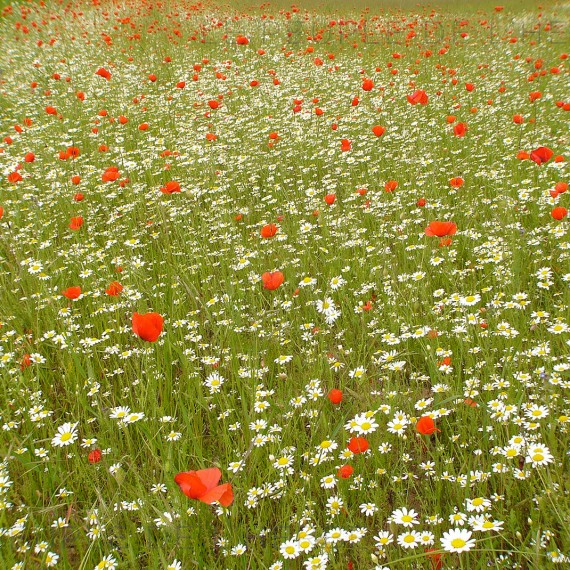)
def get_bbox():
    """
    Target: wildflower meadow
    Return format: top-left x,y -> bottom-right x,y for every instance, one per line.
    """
0,0 -> 569,568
